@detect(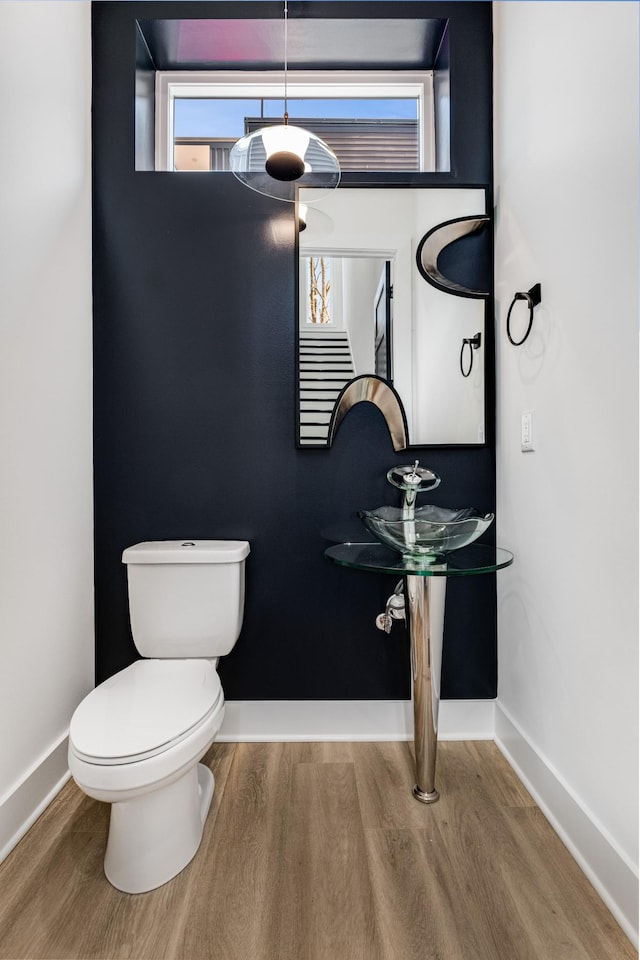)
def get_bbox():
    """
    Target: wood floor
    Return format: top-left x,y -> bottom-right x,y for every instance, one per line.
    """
0,741 -> 635,960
